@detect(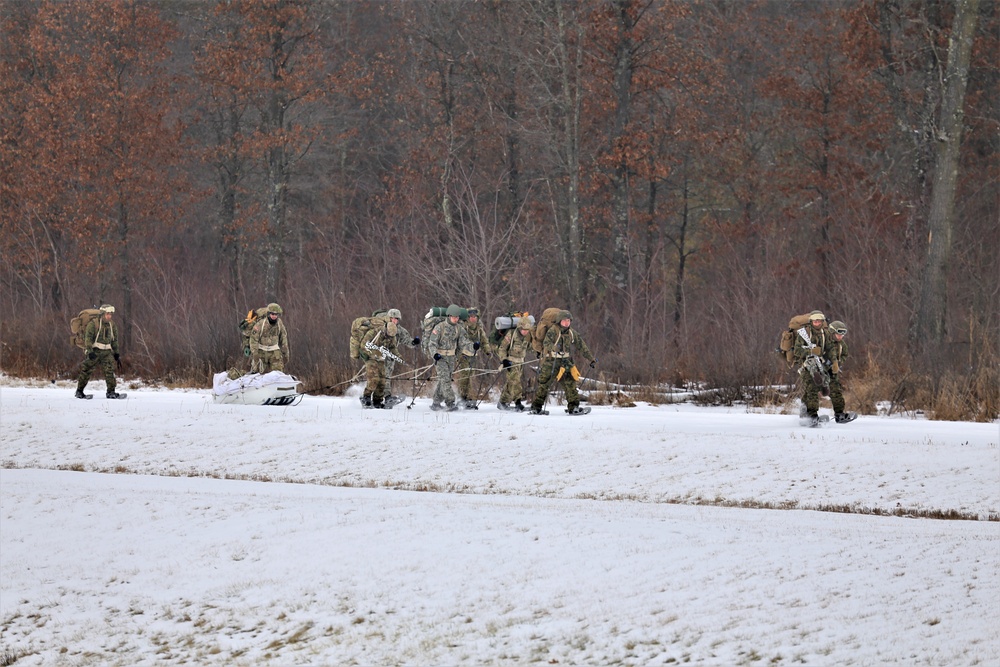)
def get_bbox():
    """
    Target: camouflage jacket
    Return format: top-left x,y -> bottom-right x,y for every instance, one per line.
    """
394,324 -> 420,350
541,325 -> 594,364
84,317 -> 119,354
498,329 -> 533,362
826,338 -> 849,372
792,324 -> 828,365
463,321 -> 496,356
428,318 -> 474,357
361,322 -> 399,362
249,317 -> 289,359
